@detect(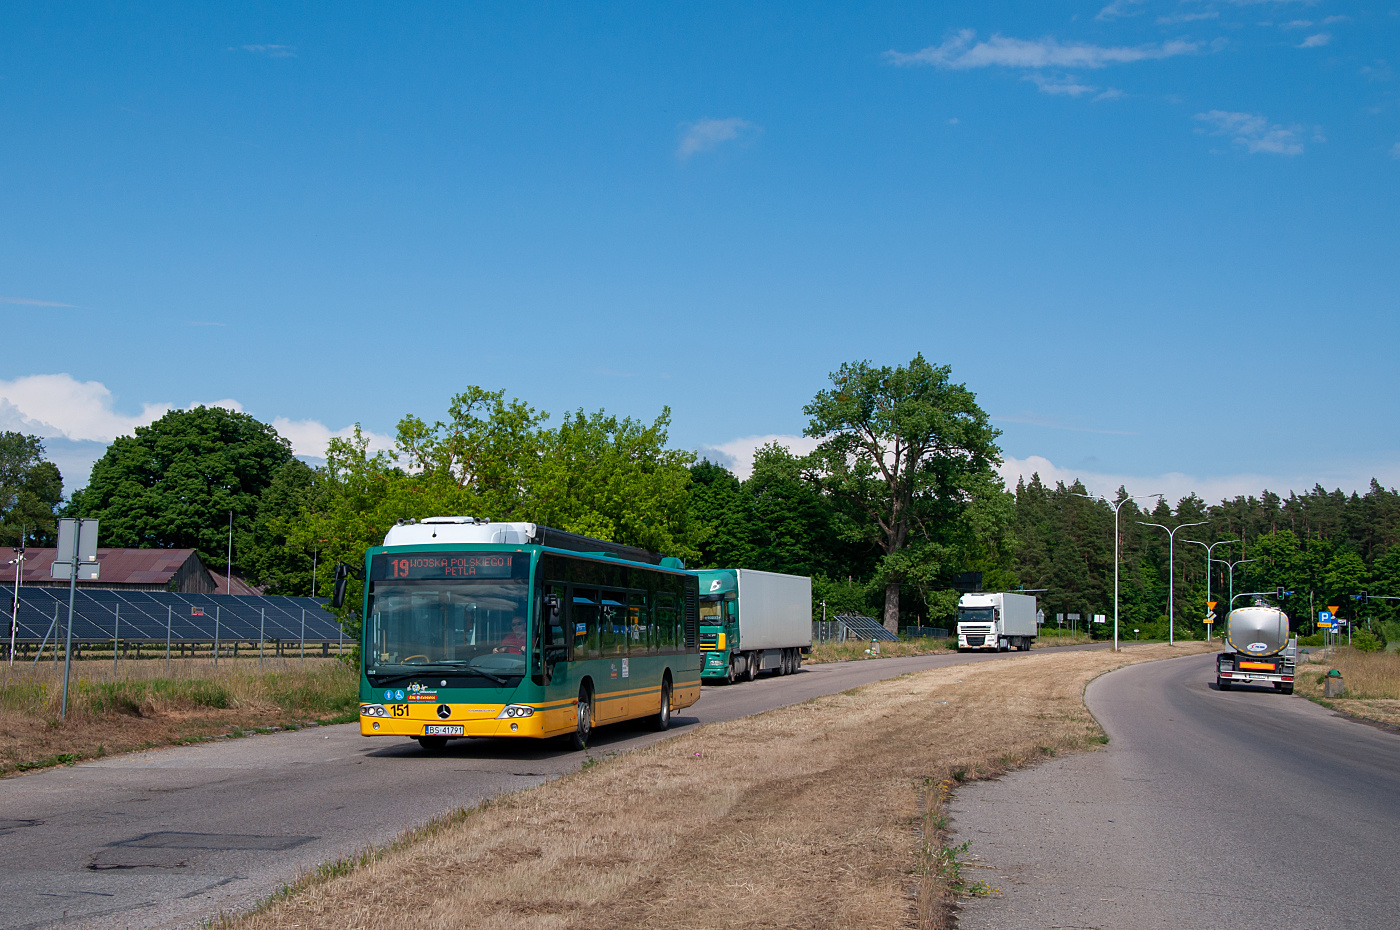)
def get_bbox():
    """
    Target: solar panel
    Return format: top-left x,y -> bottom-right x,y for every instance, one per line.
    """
4,589 -> 345,643
834,613 -> 900,642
